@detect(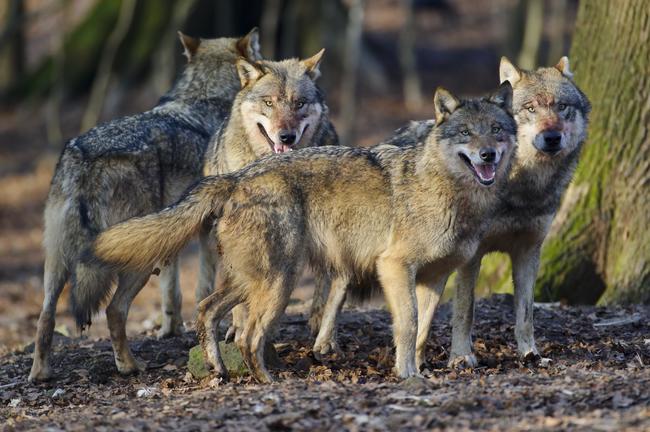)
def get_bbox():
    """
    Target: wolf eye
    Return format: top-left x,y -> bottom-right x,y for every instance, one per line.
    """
296,101 -> 305,109
491,126 -> 501,134
558,103 -> 567,110
527,106 -> 535,113
264,100 -> 273,107
460,129 -> 470,136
